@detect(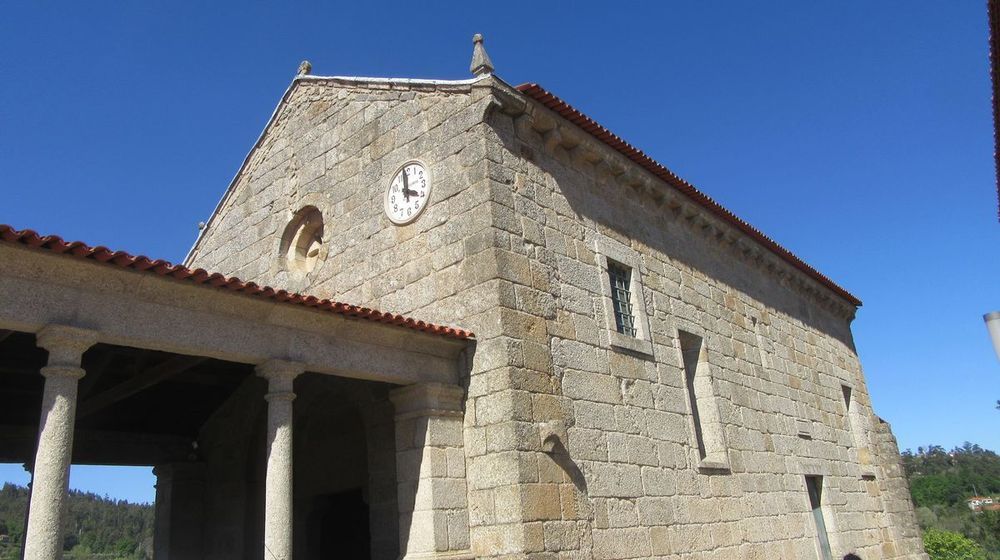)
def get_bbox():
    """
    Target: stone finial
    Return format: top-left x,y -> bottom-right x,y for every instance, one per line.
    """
297,60 -> 312,76
469,34 -> 494,76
